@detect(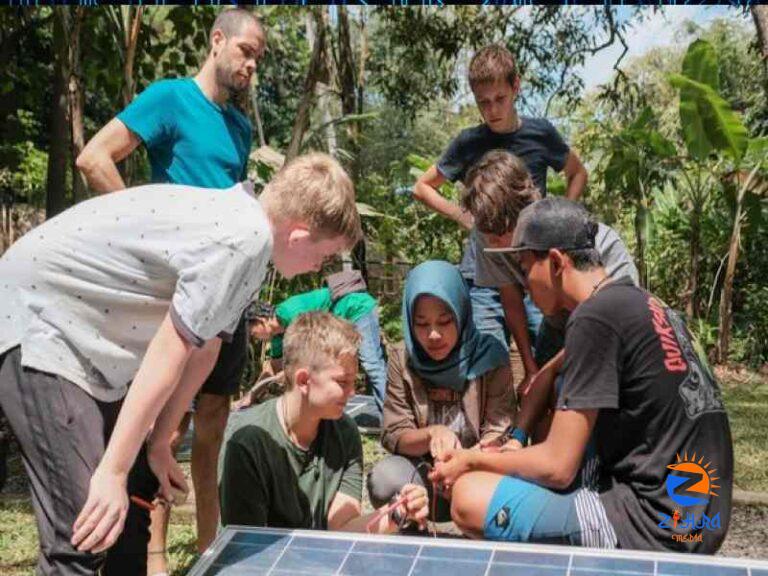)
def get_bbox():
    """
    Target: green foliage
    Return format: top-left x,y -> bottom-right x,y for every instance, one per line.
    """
670,73 -> 749,162
0,110 -> 48,206
0,7 -> 764,367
